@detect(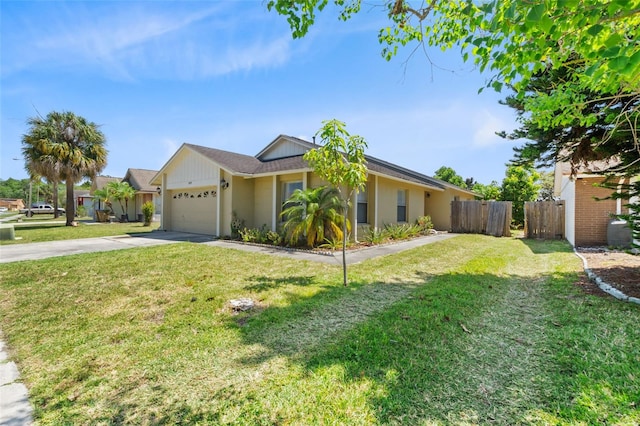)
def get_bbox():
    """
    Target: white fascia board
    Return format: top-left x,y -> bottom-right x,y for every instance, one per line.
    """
248,168 -> 312,178
367,171 -> 445,192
